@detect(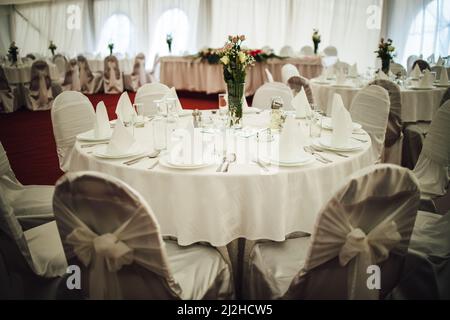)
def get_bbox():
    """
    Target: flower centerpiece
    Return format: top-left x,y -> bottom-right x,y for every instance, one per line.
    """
48,40 -> 57,56
197,47 -> 283,64
312,29 -> 321,55
375,38 -> 395,74
166,33 -> 173,54
217,35 -> 255,128
108,42 -> 114,56
8,41 -> 19,66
